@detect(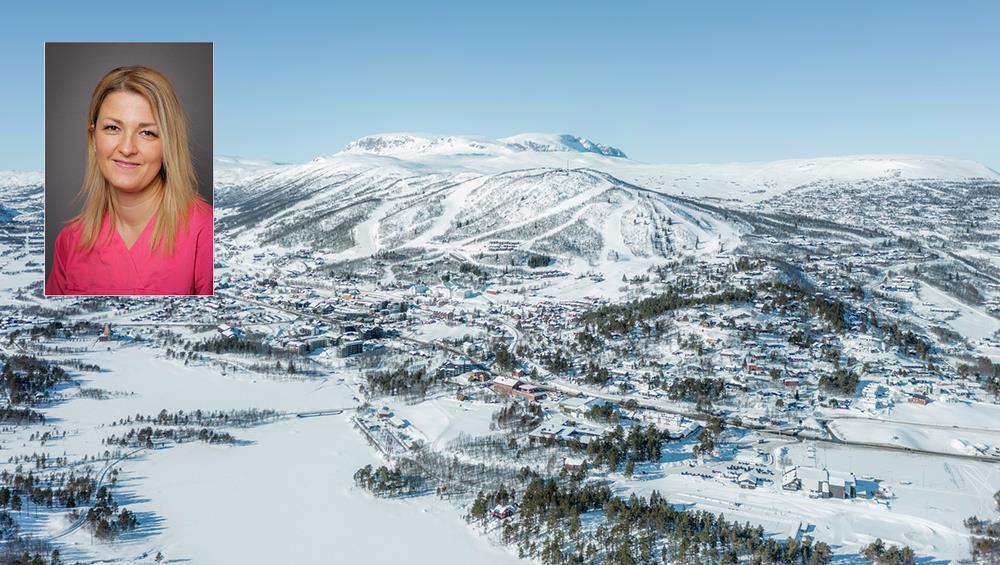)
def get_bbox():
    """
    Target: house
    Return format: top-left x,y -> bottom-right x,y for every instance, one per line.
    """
829,473 -> 857,499
797,466 -> 829,495
491,377 -> 545,402
563,457 -> 586,472
490,504 -> 517,519
632,410 -> 700,439
491,376 -> 520,395
737,472 -> 757,489
511,383 -> 545,402
528,418 -> 603,445
559,396 -> 607,418
908,394 -> 931,405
